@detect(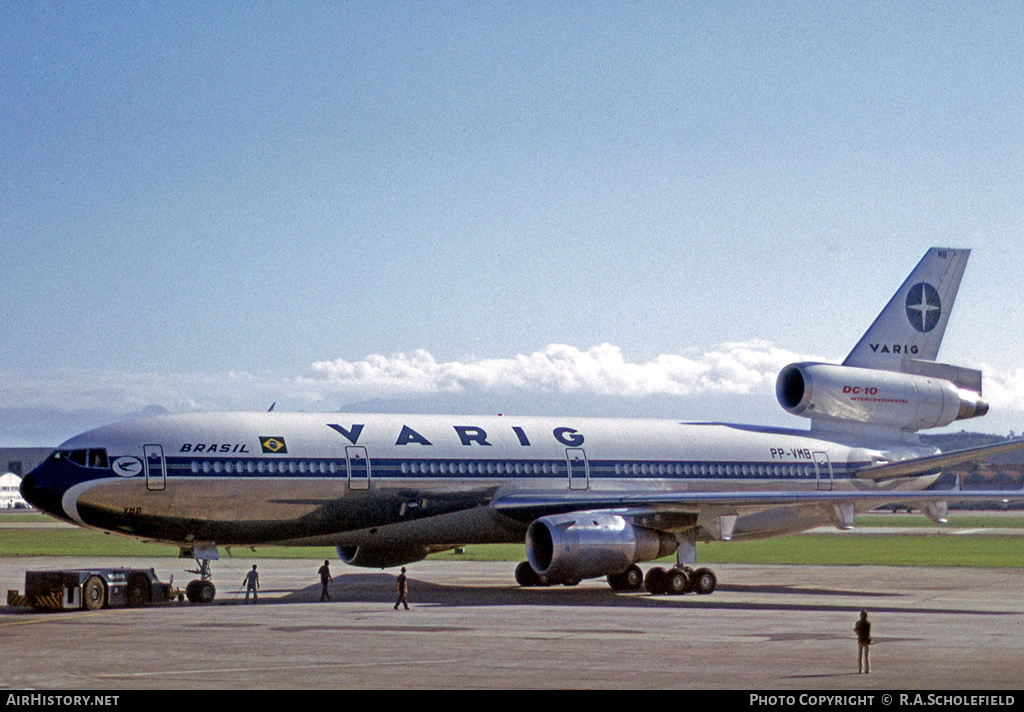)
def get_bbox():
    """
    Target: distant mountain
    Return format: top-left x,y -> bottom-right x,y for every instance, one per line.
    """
922,431 -> 1024,464
0,404 -> 170,448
